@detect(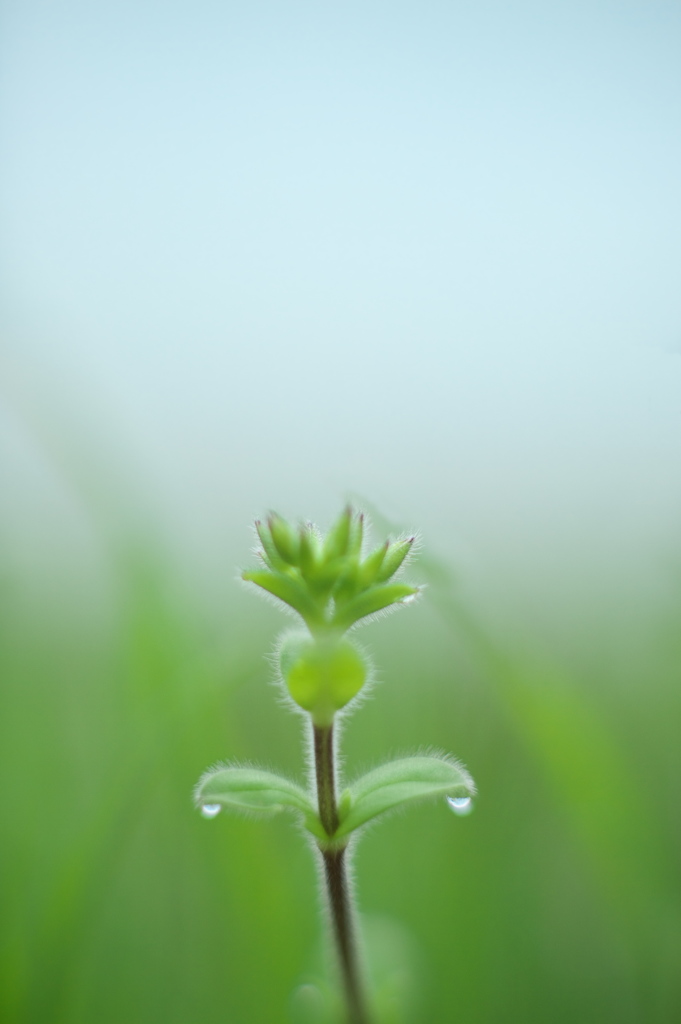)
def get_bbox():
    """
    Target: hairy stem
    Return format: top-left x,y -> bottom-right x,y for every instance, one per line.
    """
313,724 -> 370,1024
322,847 -> 369,1024
313,723 -> 340,835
